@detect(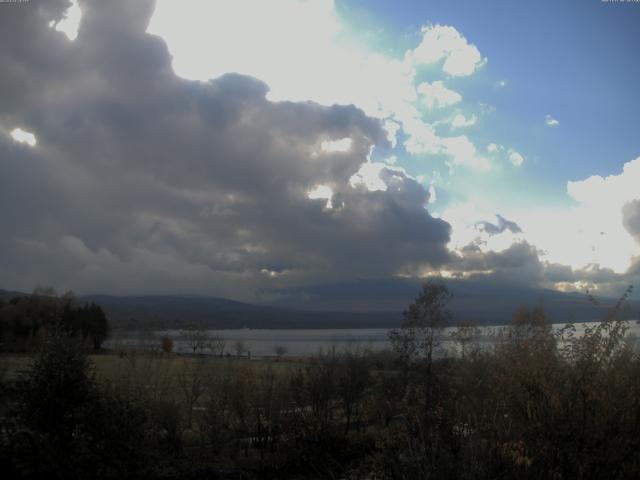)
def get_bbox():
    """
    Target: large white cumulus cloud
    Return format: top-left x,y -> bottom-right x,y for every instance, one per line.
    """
439,158 -> 640,296
545,158 -> 640,274
149,1 -> 491,174
407,24 -> 485,77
